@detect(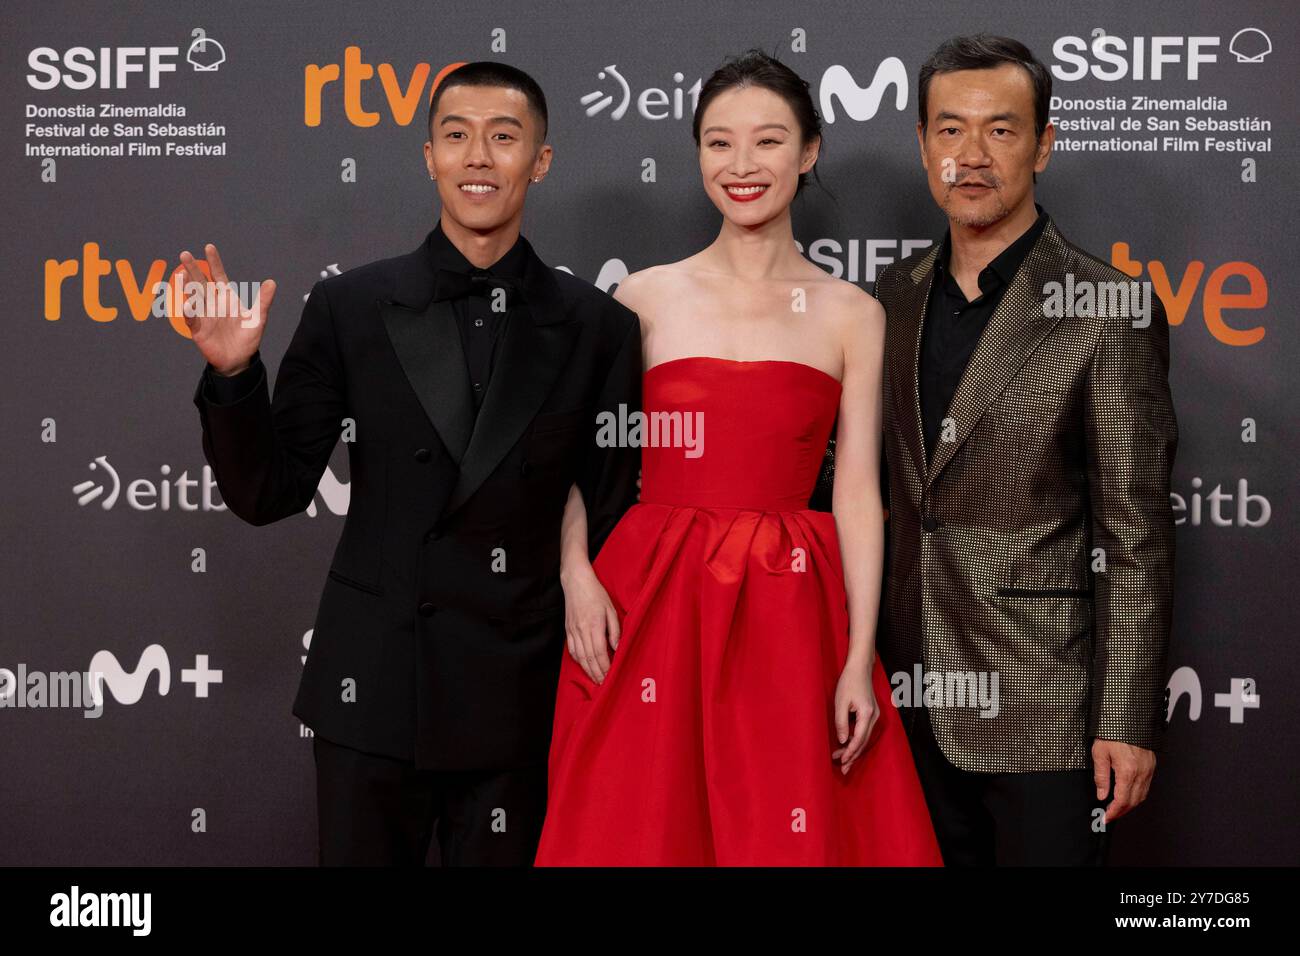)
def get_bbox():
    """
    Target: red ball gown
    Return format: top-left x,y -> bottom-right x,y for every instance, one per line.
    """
534,356 -> 943,866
